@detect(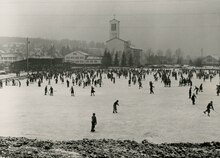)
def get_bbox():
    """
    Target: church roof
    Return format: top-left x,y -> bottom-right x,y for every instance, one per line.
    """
204,55 -> 219,61
106,37 -> 128,43
86,56 -> 102,60
67,51 -> 89,56
110,18 -> 120,22
130,45 -> 143,51
75,51 -> 89,56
